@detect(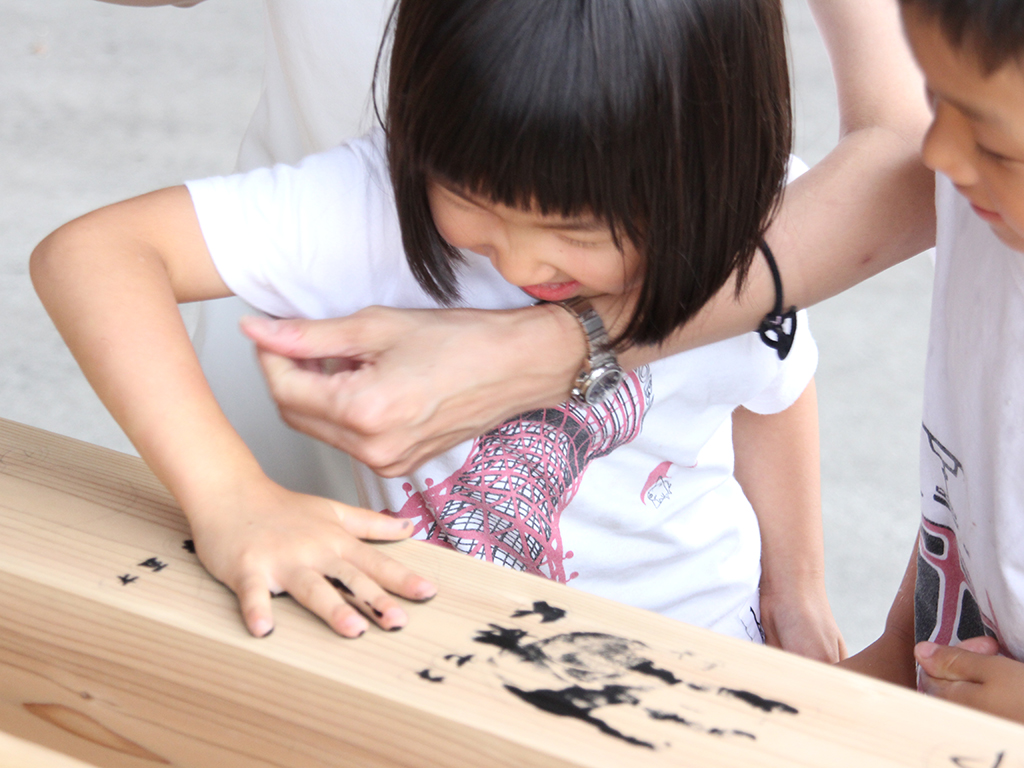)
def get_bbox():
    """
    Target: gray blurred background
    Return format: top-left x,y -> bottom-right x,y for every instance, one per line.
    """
0,0 -> 929,652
